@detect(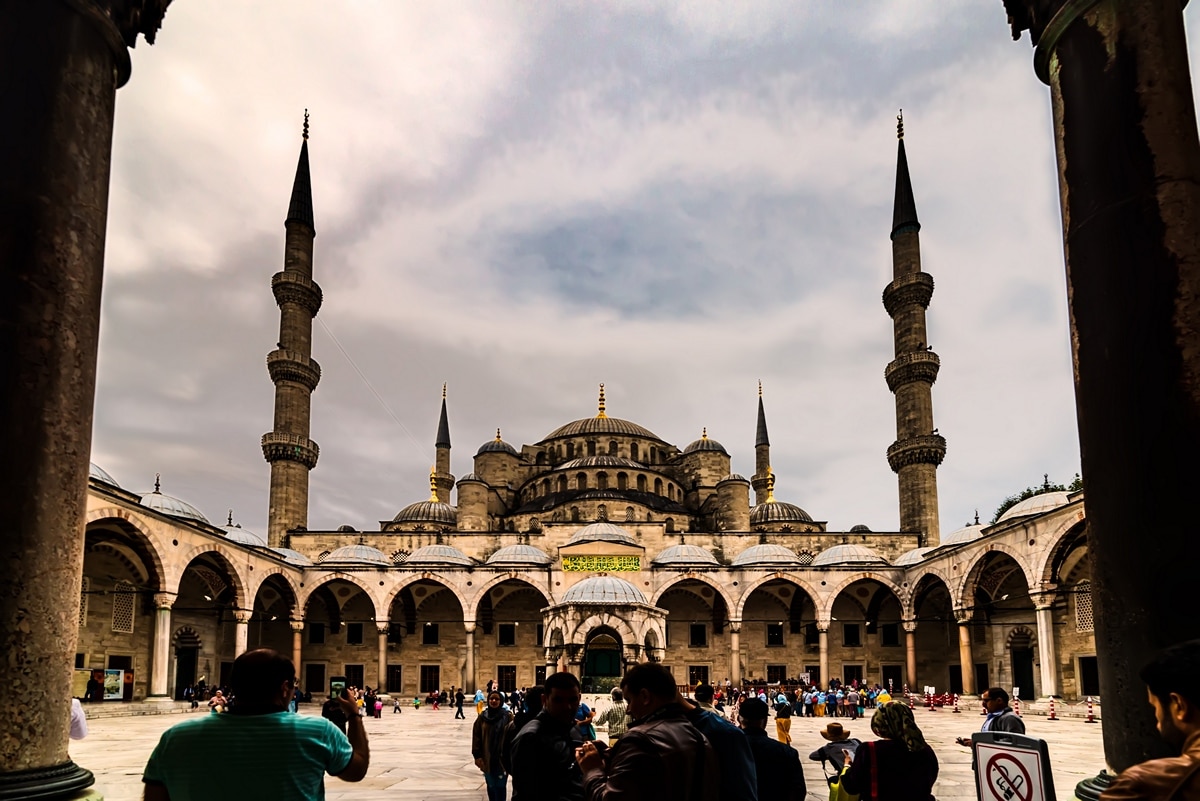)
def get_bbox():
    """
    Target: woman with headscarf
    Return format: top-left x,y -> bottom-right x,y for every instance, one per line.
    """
840,700 -> 938,800
472,690 -> 513,801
